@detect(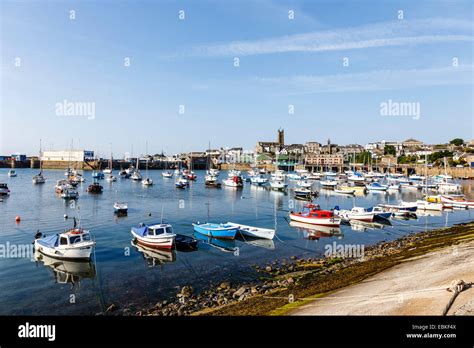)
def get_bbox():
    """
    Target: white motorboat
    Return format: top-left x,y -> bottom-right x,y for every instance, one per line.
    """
162,171 -> 173,178
250,175 -> 268,186
103,168 -> 112,174
226,222 -> 275,240
294,187 -> 312,197
114,202 -> 128,214
270,178 -> 288,191
131,223 -> 176,249
0,183 -> 11,195
334,207 -> 375,222
8,170 -> 17,177
34,228 -> 95,260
